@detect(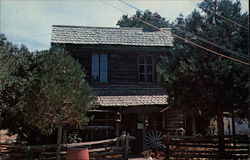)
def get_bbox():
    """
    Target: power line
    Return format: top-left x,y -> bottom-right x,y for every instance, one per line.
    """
118,0 -> 249,60
100,0 -> 130,15
174,27 -> 249,60
105,0 -> 249,65
117,0 -> 144,13
132,16 -> 249,65
203,8 -> 249,31
117,0 -> 249,61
